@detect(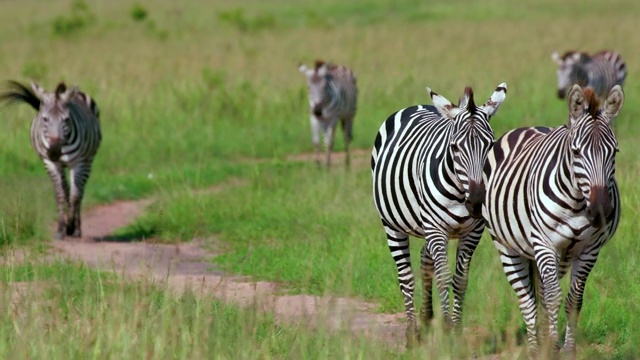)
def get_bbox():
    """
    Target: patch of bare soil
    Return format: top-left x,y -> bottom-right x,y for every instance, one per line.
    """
45,179 -> 407,350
